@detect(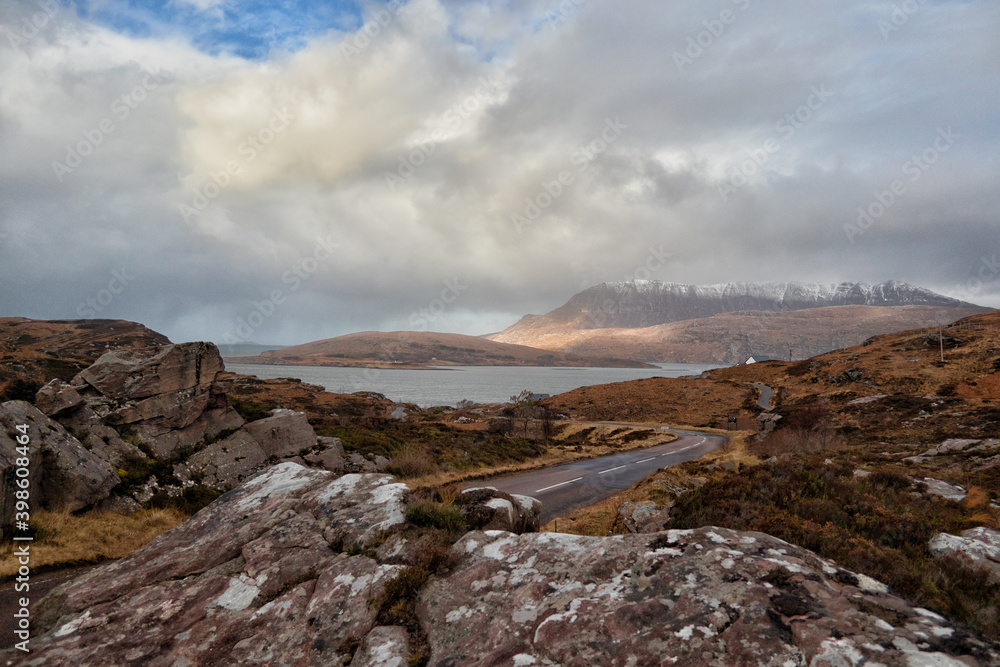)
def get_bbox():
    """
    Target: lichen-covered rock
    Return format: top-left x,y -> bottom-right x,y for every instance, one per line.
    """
930,527 -> 1000,583
921,477 -> 968,502
418,528 -> 996,666
618,500 -> 673,534
70,342 -> 244,459
304,435 -> 345,474
0,401 -> 118,531
352,626 -> 410,667
175,429 -> 267,491
242,409 -> 317,459
20,463 -> 409,666
457,487 -> 541,533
